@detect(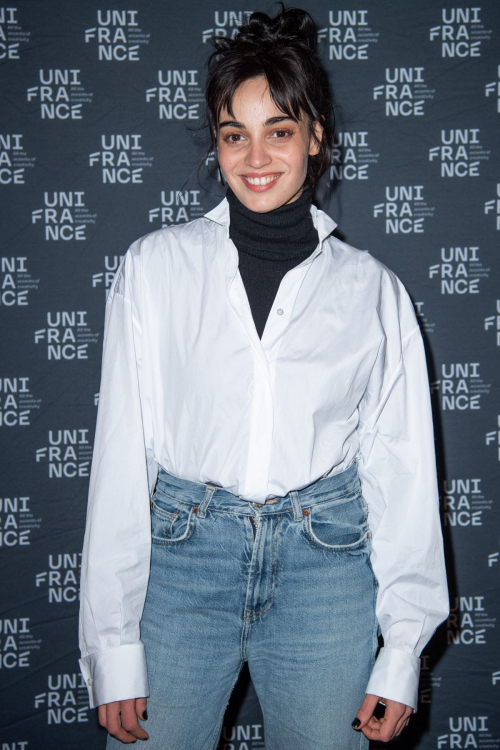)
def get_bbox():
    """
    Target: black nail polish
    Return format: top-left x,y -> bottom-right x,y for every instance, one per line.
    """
351,717 -> 361,729
142,710 -> 148,720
